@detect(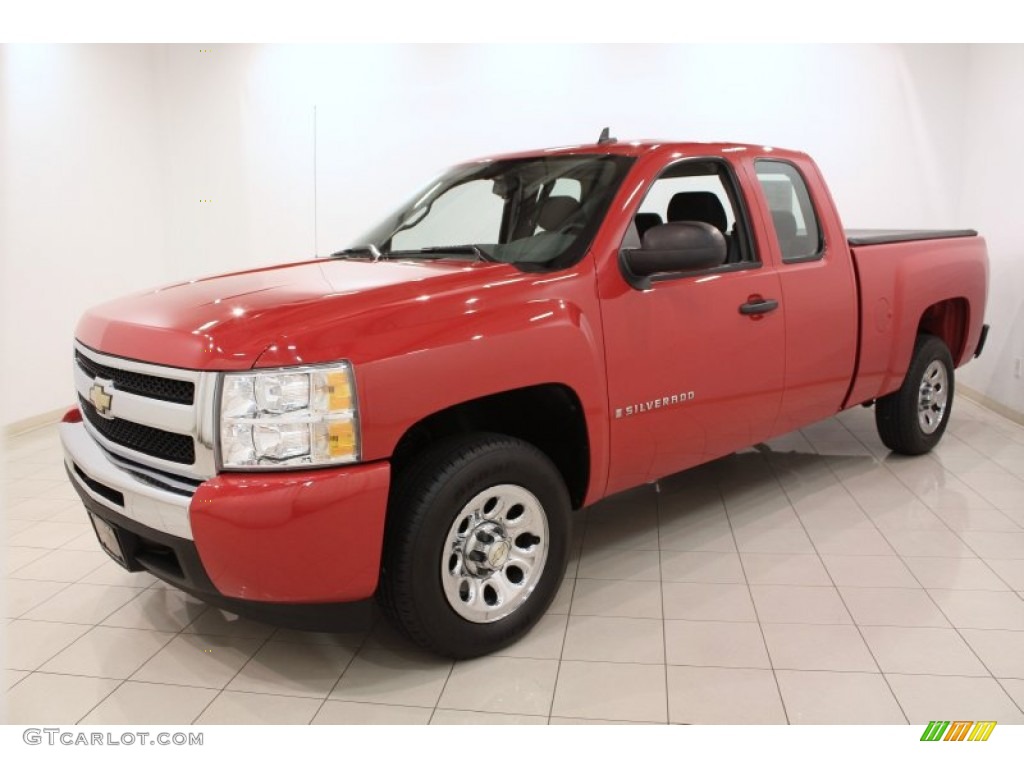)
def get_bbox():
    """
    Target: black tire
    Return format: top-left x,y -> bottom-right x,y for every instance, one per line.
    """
875,334 -> 955,455
378,433 -> 571,659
